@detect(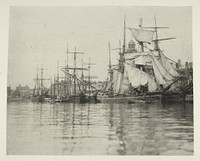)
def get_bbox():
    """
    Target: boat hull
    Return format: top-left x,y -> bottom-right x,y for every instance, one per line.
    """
32,95 -> 46,103
98,94 -> 161,104
161,92 -> 186,104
